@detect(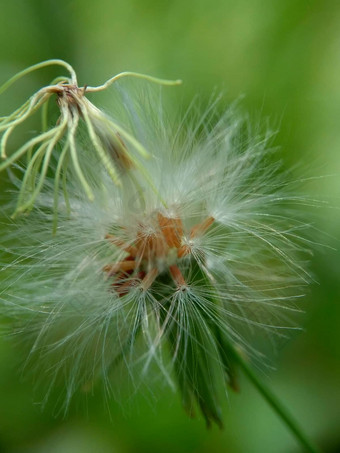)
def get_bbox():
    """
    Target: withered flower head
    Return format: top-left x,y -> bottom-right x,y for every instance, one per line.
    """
0,59 -> 181,227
